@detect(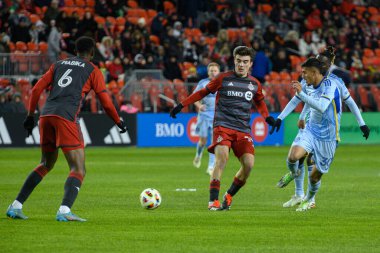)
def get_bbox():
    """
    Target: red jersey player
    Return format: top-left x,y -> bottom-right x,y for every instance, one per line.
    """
6,36 -> 127,221
170,46 -> 276,210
